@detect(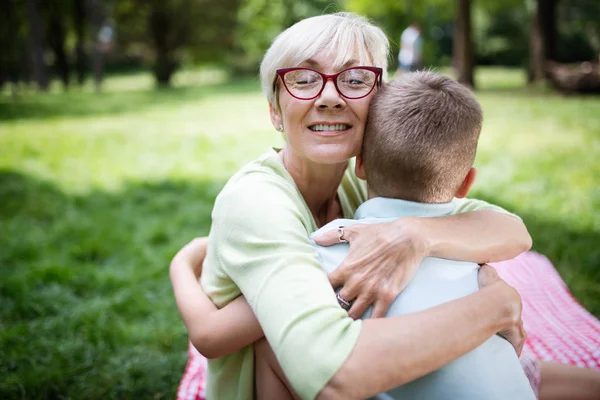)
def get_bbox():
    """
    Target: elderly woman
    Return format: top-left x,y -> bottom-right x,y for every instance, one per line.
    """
172,12 -> 533,399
